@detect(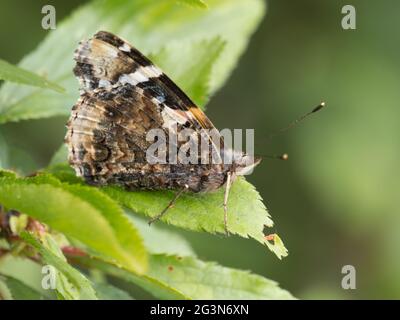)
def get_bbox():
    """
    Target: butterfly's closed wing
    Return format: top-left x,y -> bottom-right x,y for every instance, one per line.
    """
66,31 -> 227,192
